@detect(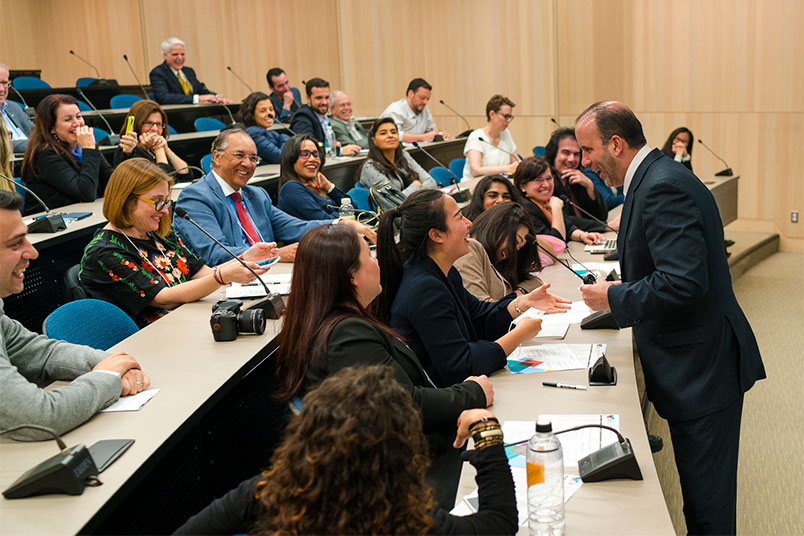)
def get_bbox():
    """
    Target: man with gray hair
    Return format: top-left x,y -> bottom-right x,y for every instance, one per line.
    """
330,90 -> 368,152
0,62 -> 34,152
149,37 -> 232,105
